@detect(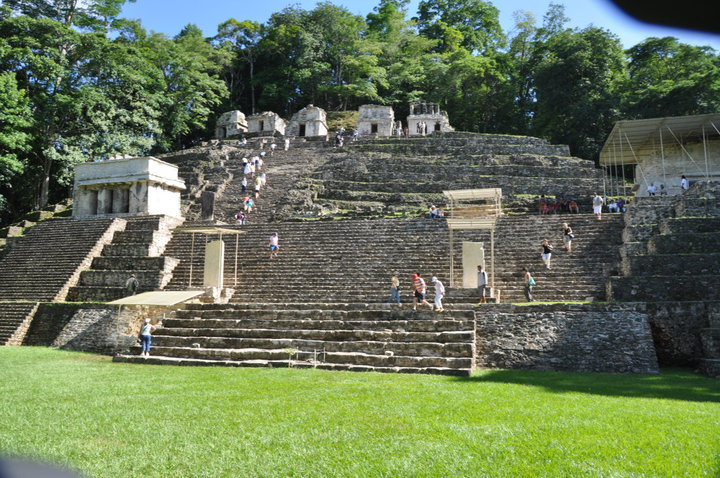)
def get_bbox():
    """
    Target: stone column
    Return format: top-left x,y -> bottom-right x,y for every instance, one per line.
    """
204,240 -> 225,289
97,188 -> 113,215
111,188 -> 129,213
